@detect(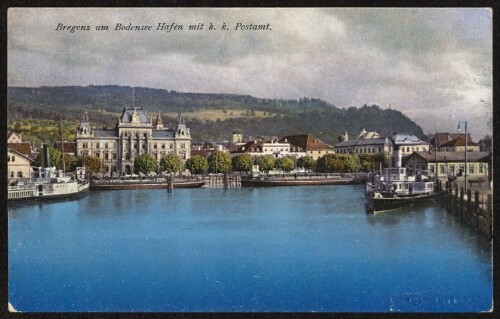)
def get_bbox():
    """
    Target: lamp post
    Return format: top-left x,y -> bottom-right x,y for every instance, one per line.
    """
457,121 -> 468,195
